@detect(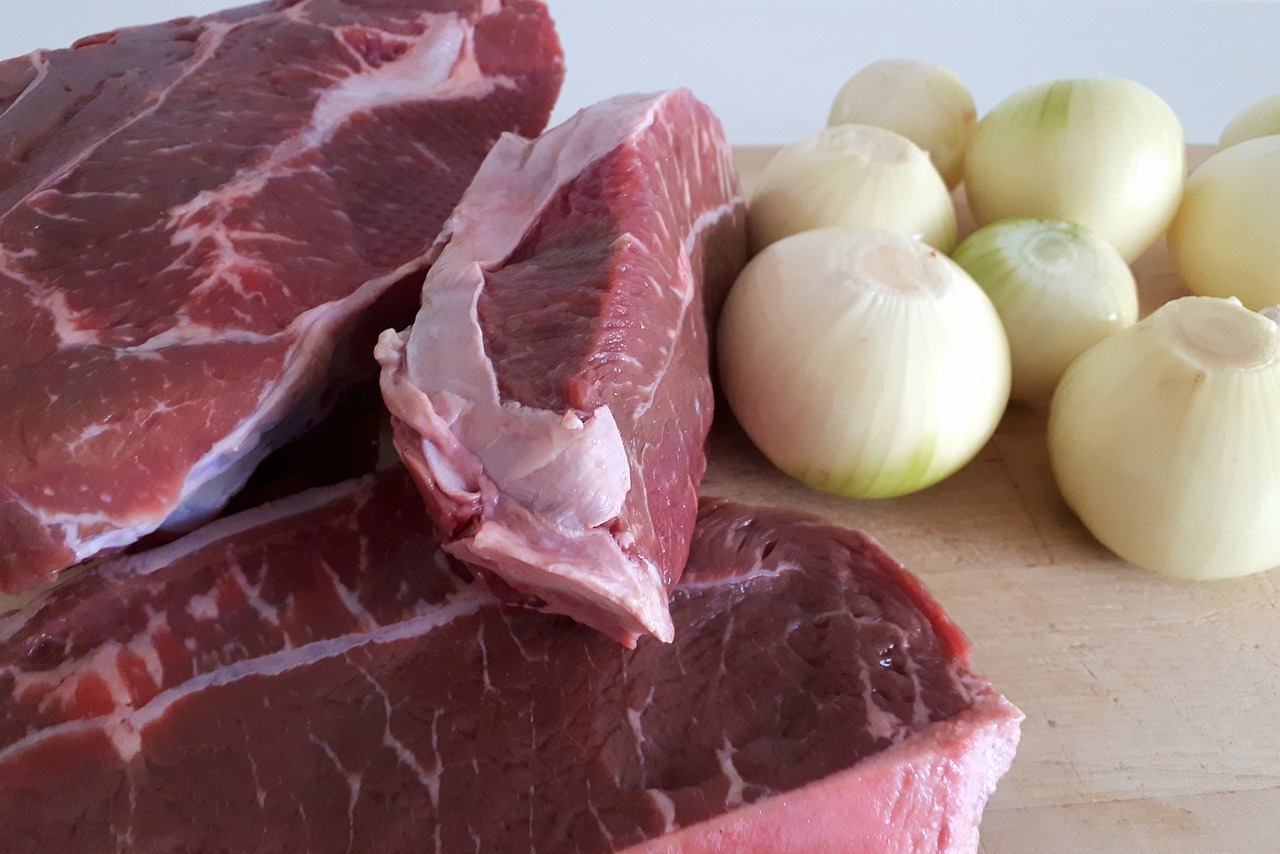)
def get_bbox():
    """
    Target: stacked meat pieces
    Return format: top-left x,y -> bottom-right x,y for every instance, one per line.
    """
0,1 -> 1021,851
